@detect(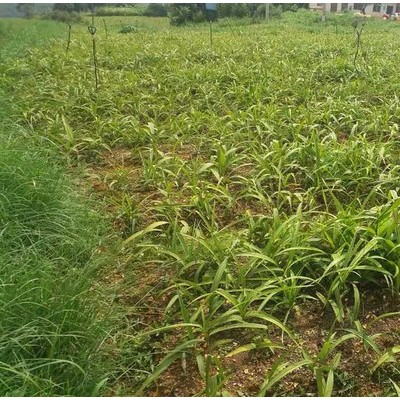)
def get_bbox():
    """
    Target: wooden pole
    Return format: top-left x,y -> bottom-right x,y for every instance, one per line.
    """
88,26 -> 99,89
